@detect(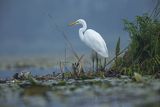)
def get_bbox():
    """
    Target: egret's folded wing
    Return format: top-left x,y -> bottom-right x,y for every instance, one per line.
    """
83,29 -> 108,57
